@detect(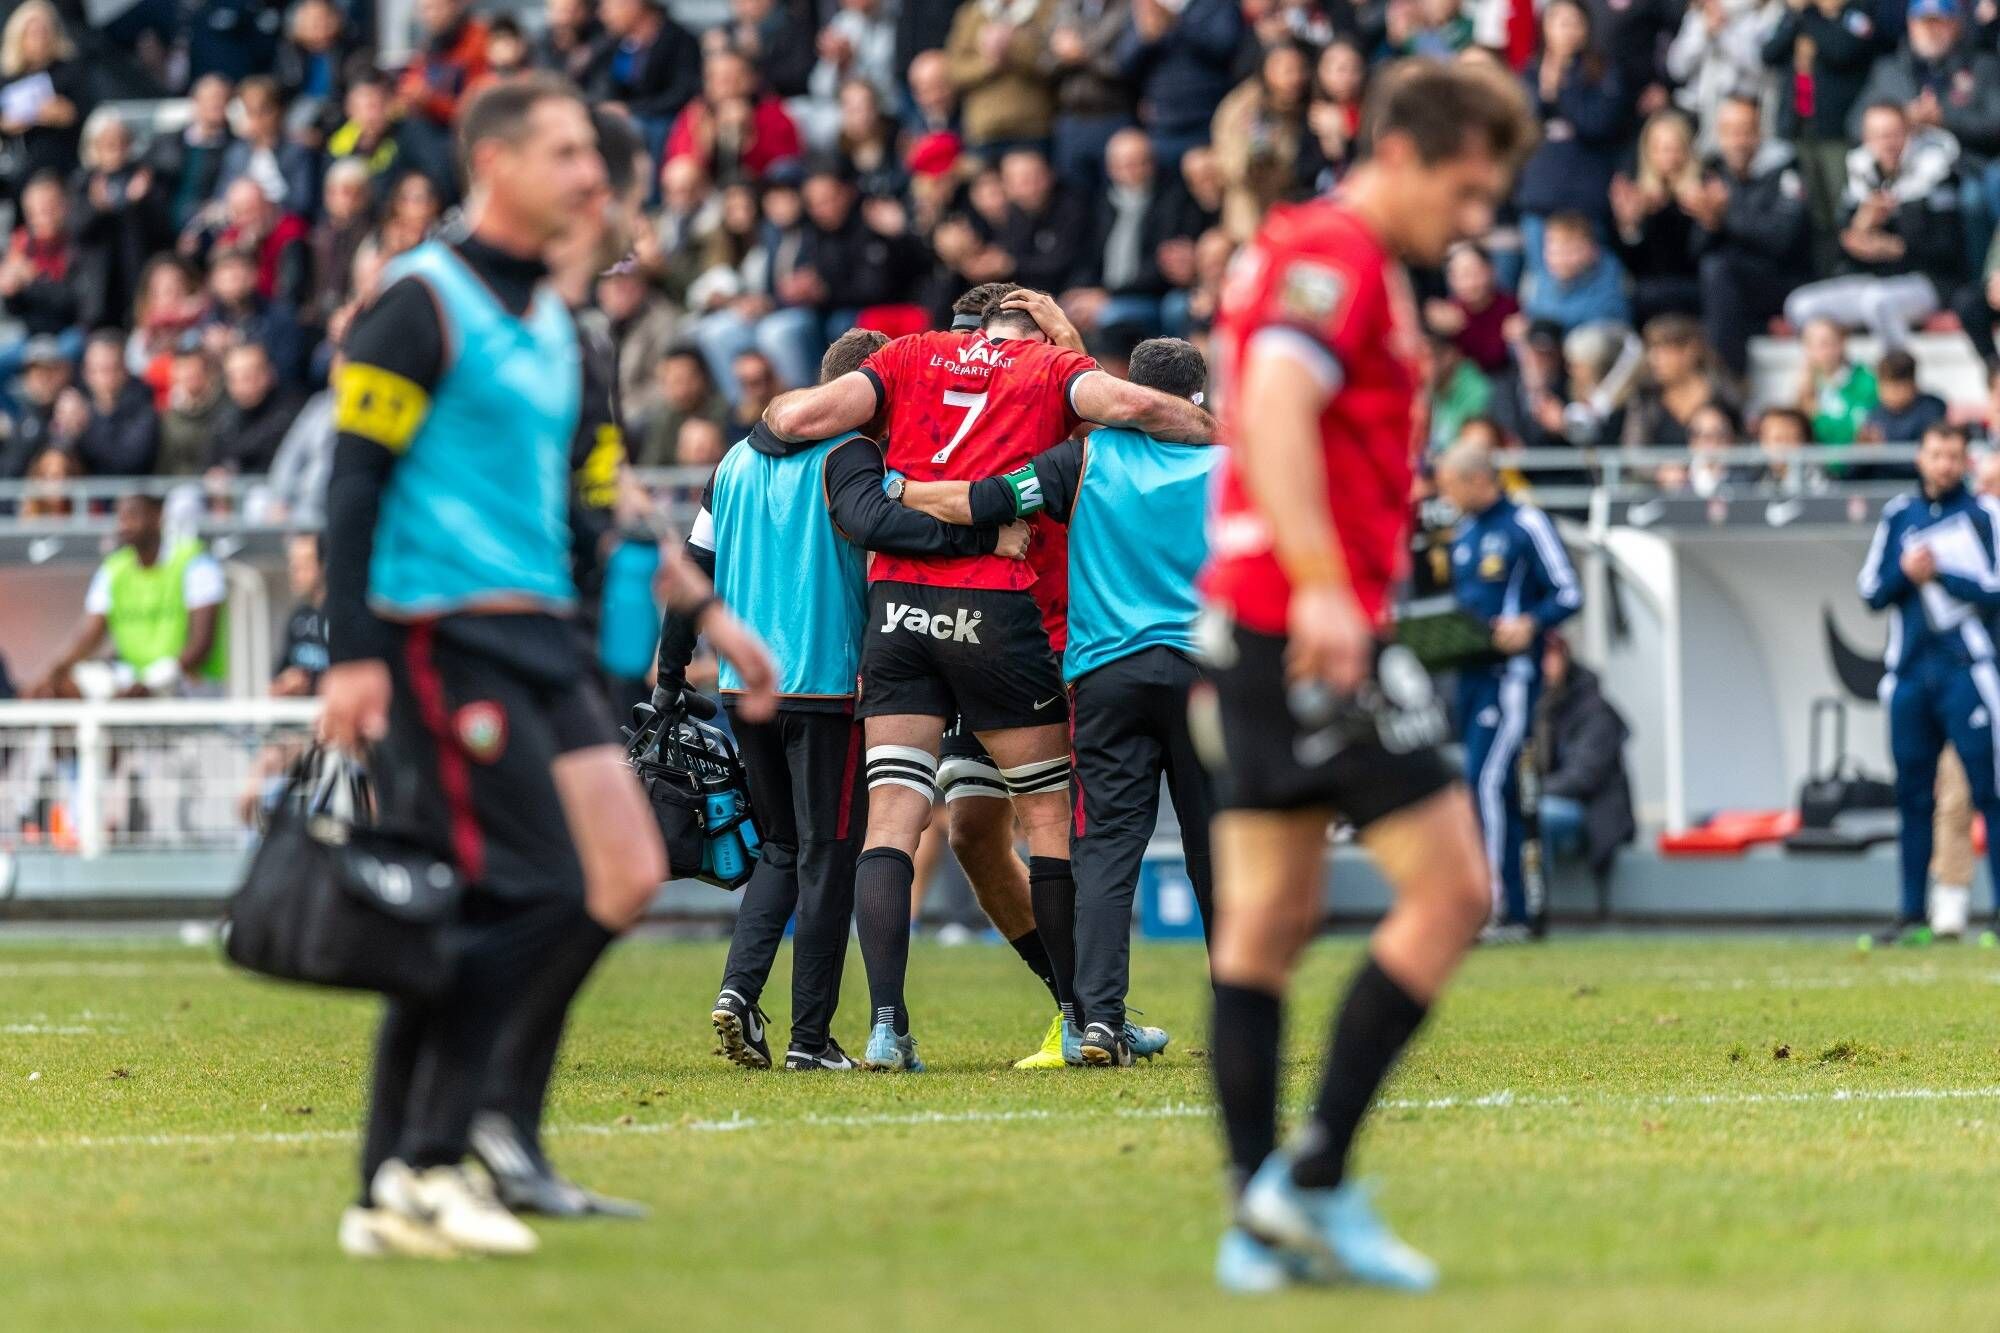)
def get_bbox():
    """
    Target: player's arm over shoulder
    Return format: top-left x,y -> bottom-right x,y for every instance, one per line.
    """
1067,361 -> 1215,444
764,369 -> 882,443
